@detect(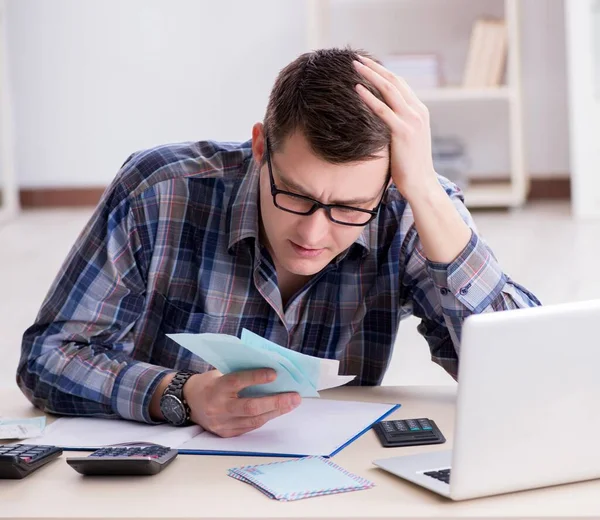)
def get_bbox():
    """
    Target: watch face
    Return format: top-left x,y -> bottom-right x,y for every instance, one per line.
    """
160,394 -> 187,426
